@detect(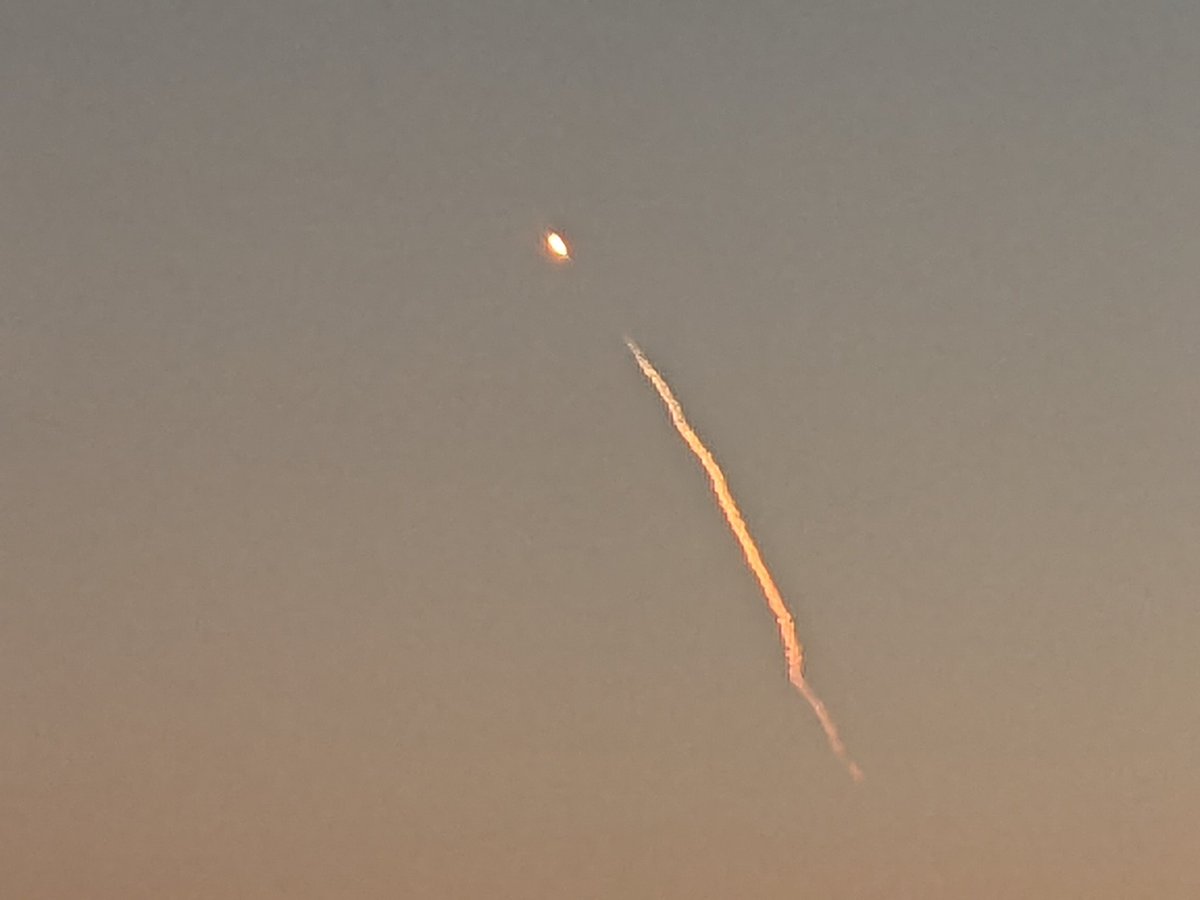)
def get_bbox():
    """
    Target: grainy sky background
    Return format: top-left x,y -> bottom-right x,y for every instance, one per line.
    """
4,1 -> 1199,897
